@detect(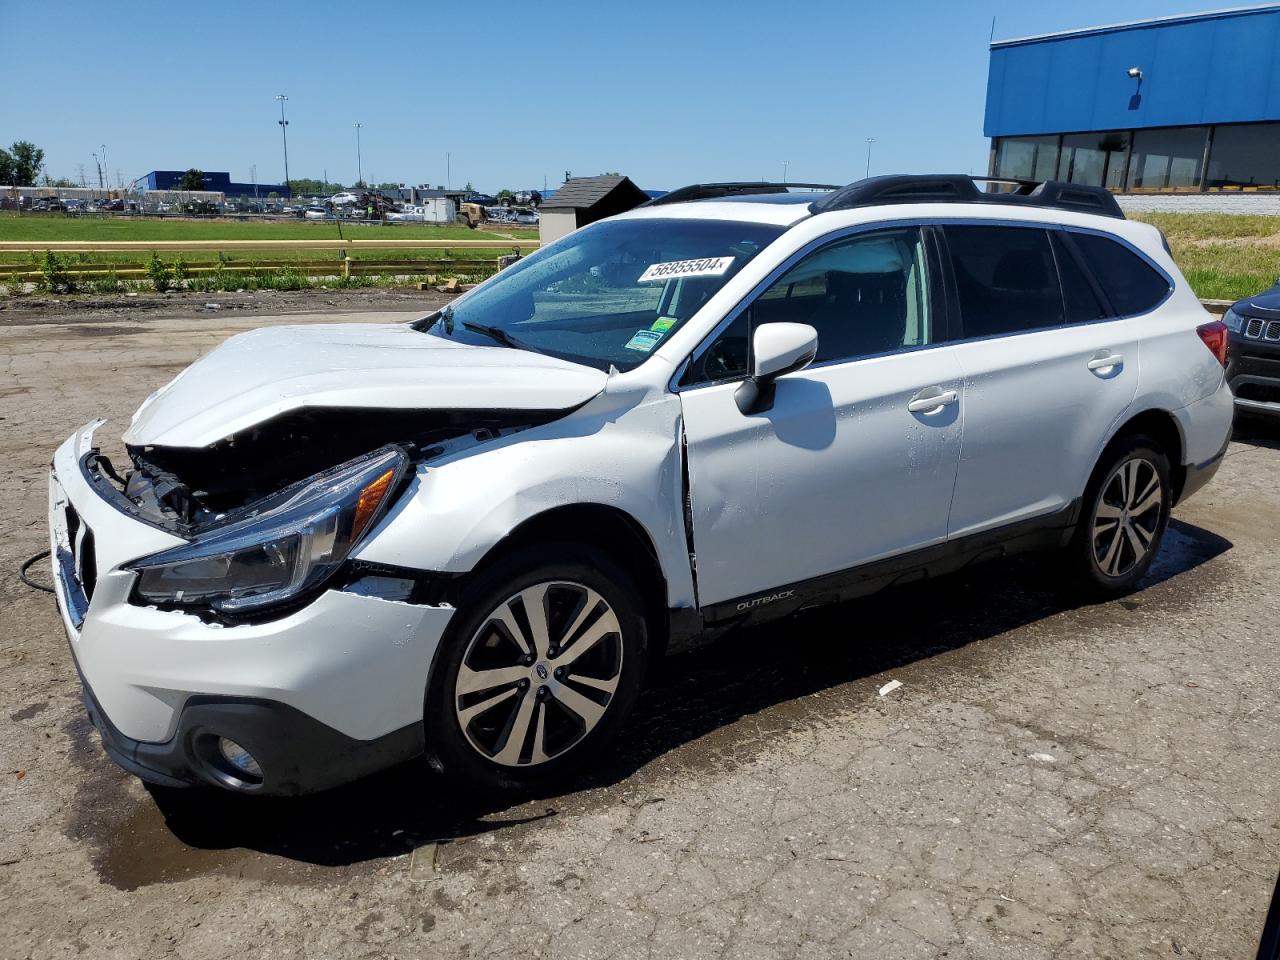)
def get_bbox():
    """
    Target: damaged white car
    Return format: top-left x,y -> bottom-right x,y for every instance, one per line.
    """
49,175 -> 1234,794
